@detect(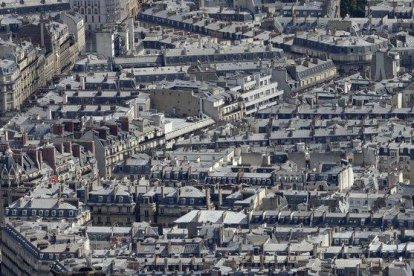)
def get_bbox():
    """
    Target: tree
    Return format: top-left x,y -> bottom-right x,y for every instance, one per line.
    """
340,0 -> 367,18
1,2 -> 5,7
